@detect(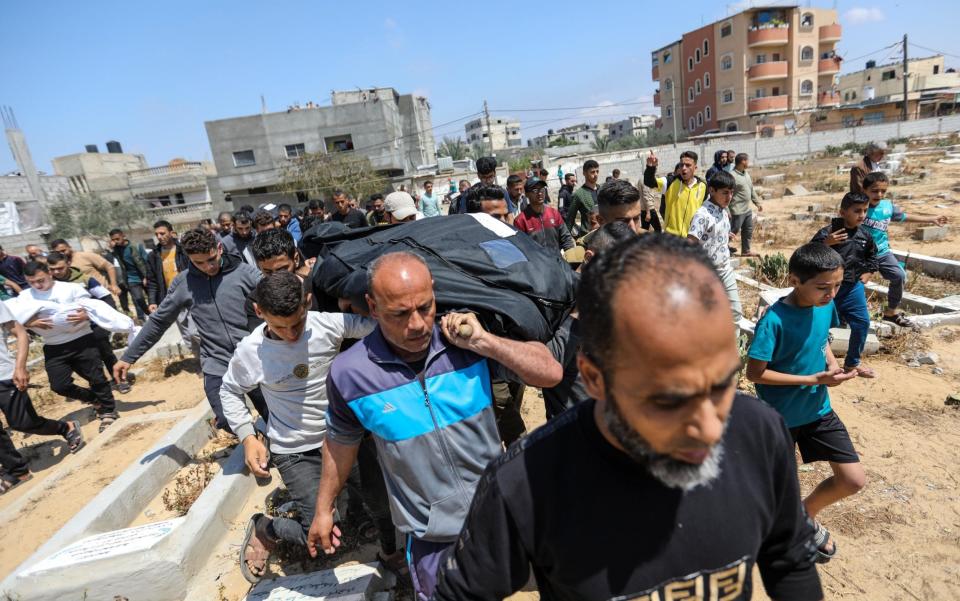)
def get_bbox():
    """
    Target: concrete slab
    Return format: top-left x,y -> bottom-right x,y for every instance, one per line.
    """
912,226 -> 950,241
940,295 -> 960,309
245,563 -> 395,601
785,184 -> 810,196
807,203 -> 823,212
792,213 -> 813,221
864,282 -> 958,315
830,328 -> 881,357
891,249 -> 960,281
910,311 -> 960,328
761,174 -> 785,184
